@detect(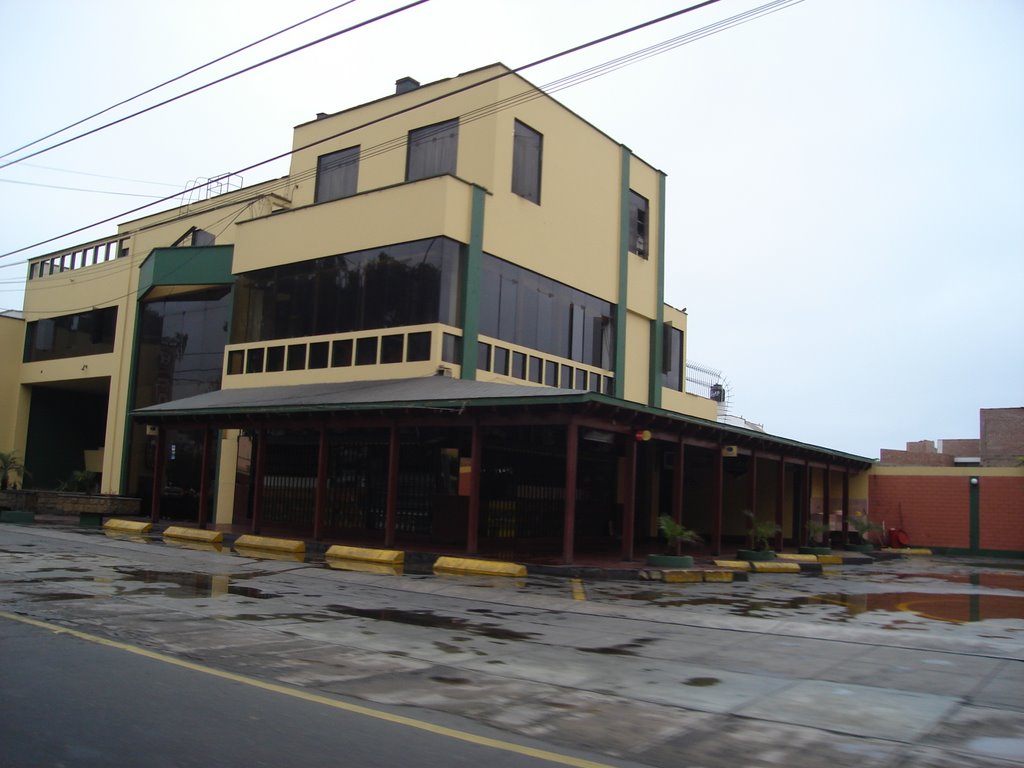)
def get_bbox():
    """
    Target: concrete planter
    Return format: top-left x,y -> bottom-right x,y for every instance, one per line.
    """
646,554 -> 695,568
736,549 -> 776,561
799,546 -> 832,555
